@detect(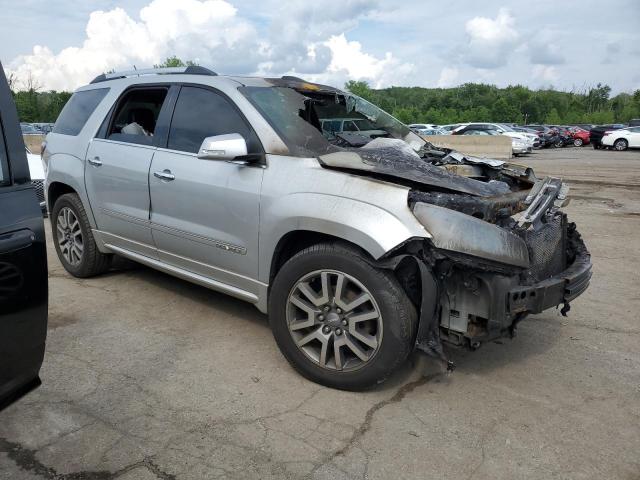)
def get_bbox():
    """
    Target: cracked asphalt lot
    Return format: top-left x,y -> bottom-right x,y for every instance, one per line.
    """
1,148 -> 640,479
